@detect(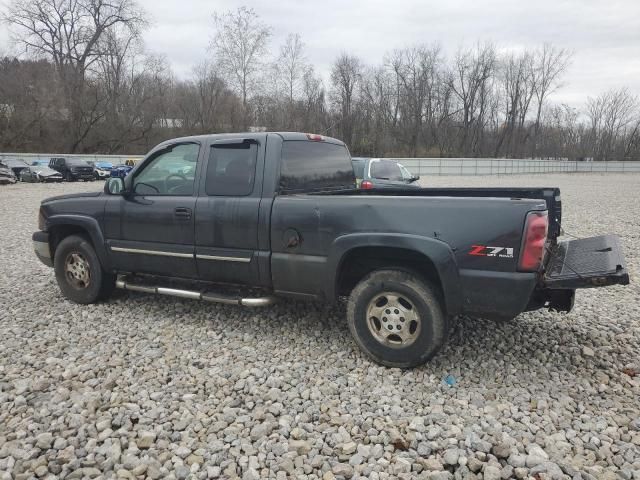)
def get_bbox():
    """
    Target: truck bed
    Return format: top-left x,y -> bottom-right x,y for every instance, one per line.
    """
321,187 -> 562,241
